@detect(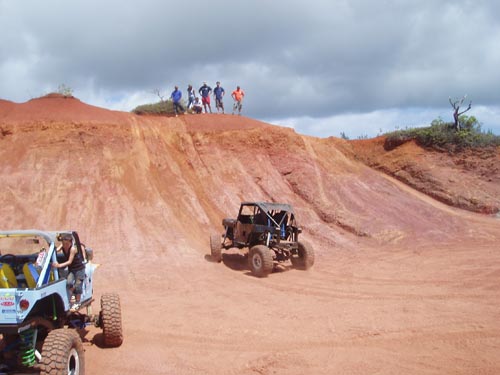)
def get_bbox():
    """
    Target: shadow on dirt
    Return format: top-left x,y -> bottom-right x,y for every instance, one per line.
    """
90,333 -> 107,349
204,252 -> 293,277
203,252 -> 248,270
222,253 -> 248,271
76,329 -> 107,349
